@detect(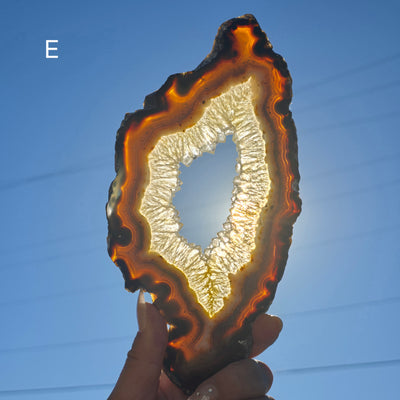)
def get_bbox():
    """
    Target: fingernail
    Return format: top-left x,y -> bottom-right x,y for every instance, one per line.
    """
271,315 -> 283,333
137,289 -> 147,332
187,384 -> 218,400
